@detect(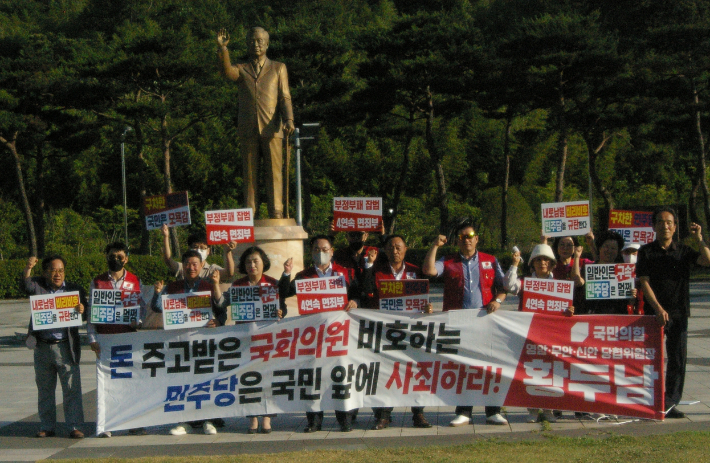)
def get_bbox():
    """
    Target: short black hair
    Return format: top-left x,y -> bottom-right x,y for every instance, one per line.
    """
309,234 -> 333,248
454,220 -> 476,236
238,246 -> 271,274
595,230 -> 625,258
182,249 -> 203,263
653,207 -> 678,226
104,241 -> 128,255
383,234 -> 407,247
42,255 -> 66,271
187,233 -> 208,248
